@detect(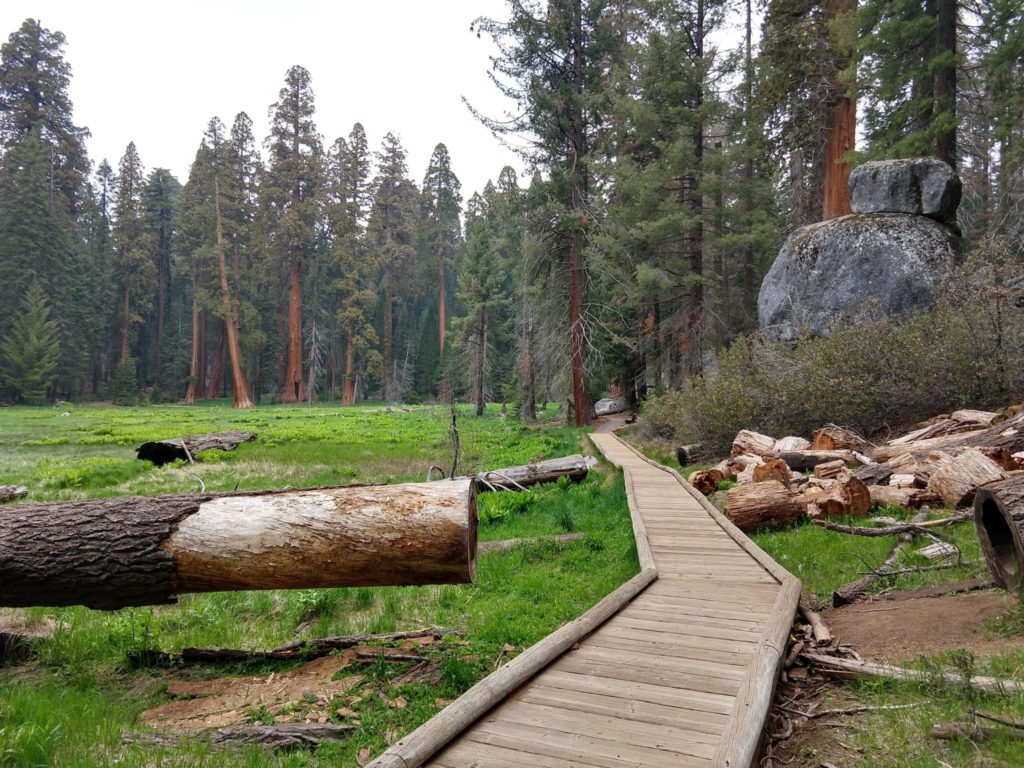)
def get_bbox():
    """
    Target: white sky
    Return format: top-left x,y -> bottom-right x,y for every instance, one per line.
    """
0,1 -> 526,199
